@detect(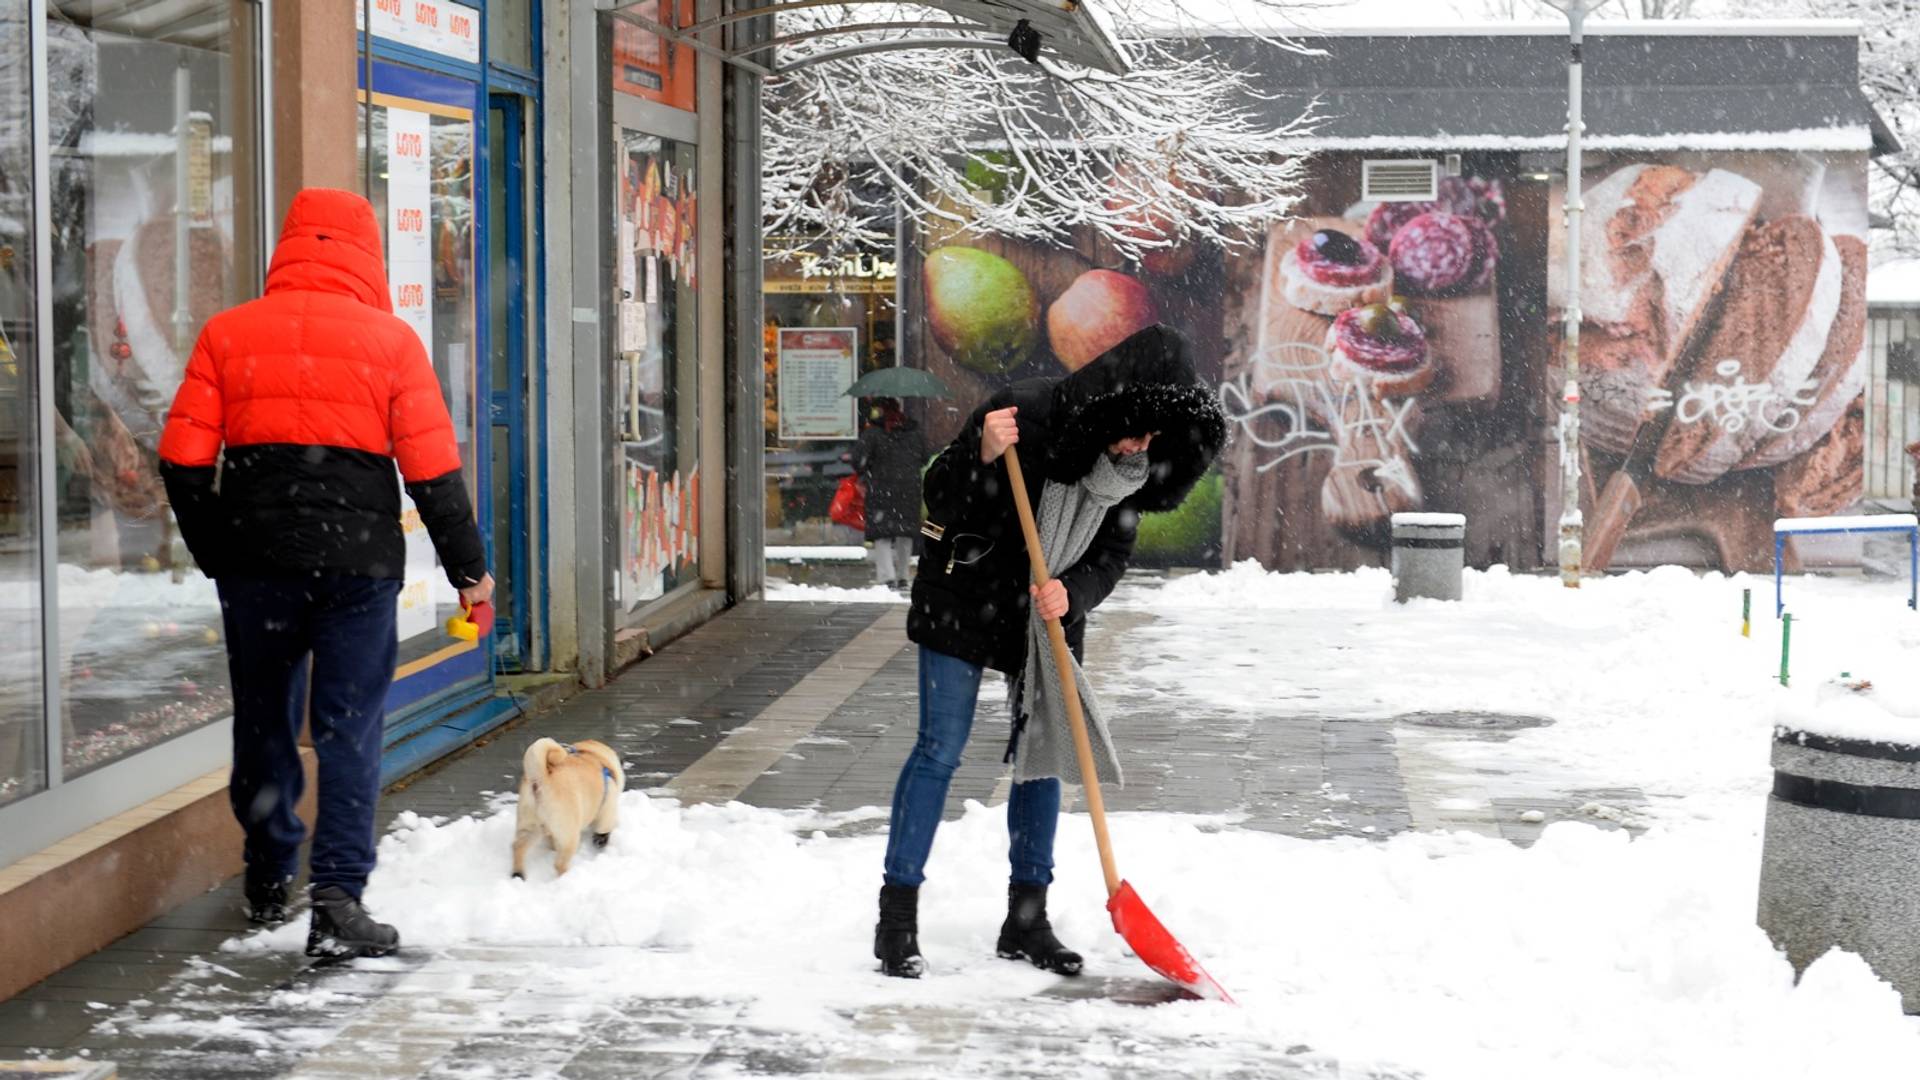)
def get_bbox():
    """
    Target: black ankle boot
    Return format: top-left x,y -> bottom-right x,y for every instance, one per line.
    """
874,884 -> 926,978
244,872 -> 290,926
306,884 -> 400,961
996,882 -> 1082,976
